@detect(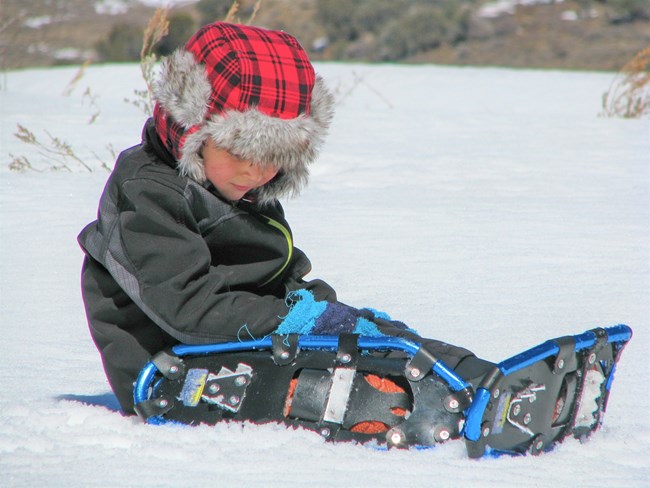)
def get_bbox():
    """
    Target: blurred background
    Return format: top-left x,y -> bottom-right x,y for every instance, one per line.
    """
1,0 -> 649,72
